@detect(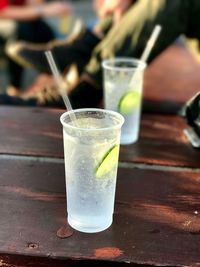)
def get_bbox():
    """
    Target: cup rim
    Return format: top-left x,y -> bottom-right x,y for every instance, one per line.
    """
102,57 -> 147,71
60,108 -> 124,132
